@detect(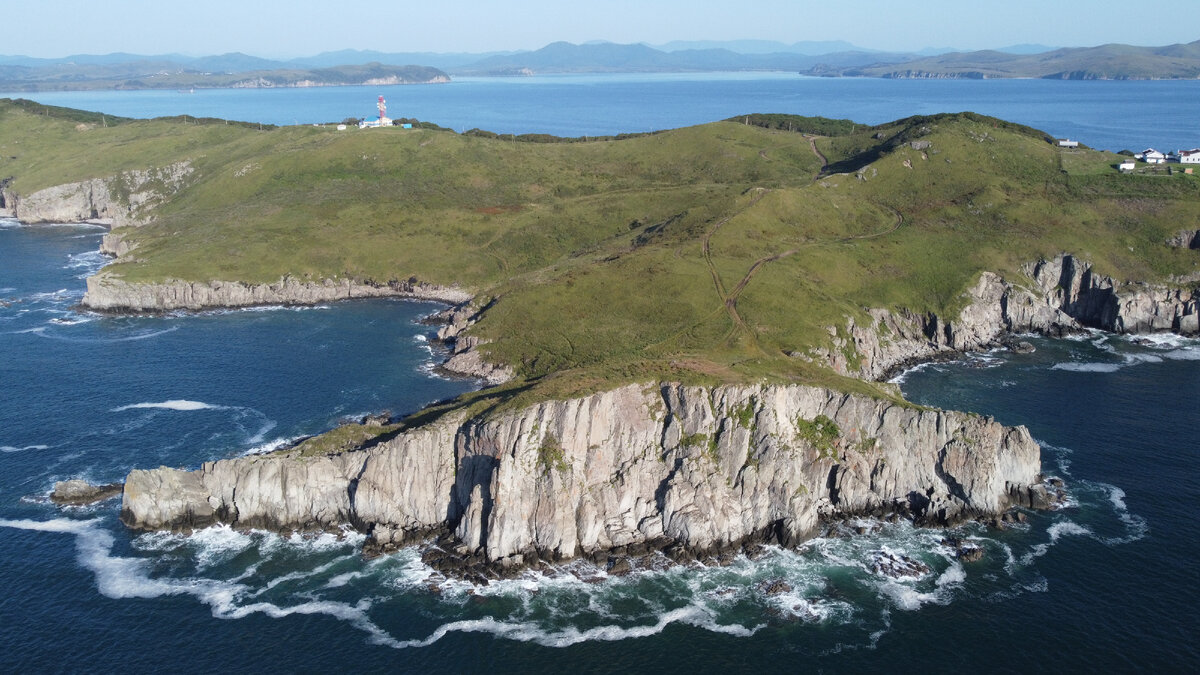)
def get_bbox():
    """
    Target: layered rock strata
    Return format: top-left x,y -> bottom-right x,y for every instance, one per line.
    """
82,275 -> 472,312
2,162 -> 192,227
823,254 -> 1199,379
122,383 -> 1042,570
